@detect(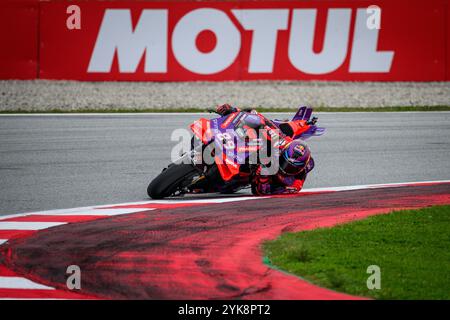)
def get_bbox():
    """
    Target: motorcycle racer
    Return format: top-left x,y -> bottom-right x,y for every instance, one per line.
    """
215,104 -> 315,195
